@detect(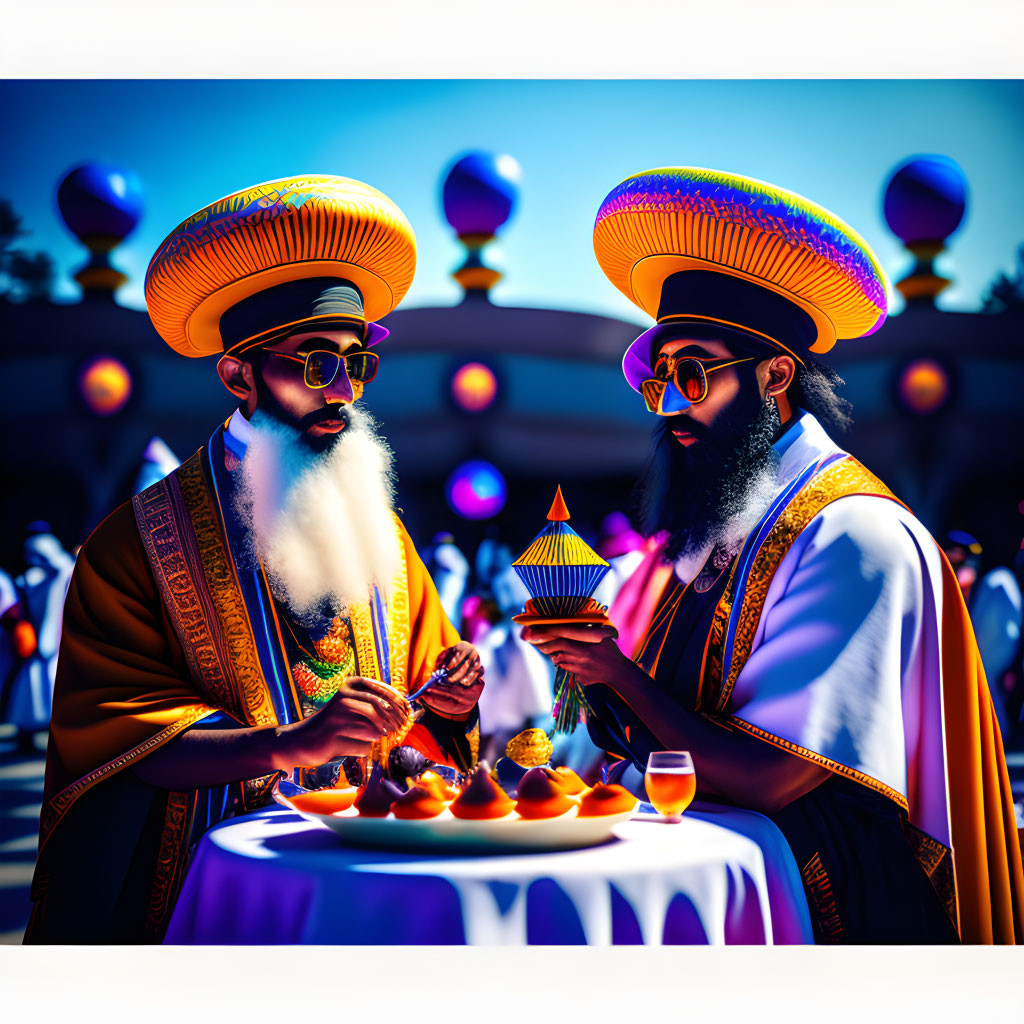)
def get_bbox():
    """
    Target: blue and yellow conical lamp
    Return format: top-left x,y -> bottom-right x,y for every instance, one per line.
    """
512,487 -> 611,733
